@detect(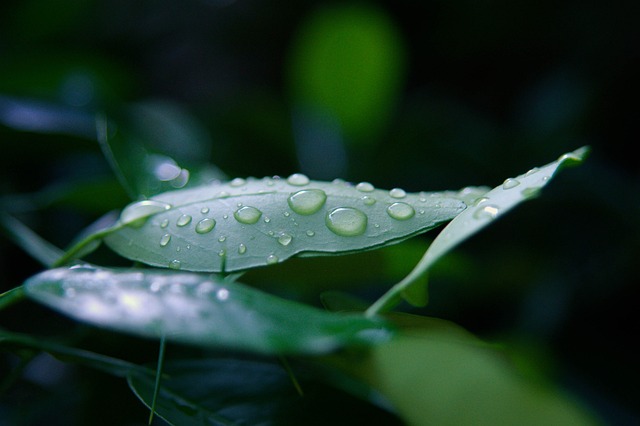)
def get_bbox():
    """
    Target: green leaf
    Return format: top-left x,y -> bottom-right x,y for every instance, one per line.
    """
366,146 -> 590,315
127,358 -> 402,426
103,175 -> 471,272
23,265 -> 393,355
335,317 -> 597,426
97,102 -> 225,199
